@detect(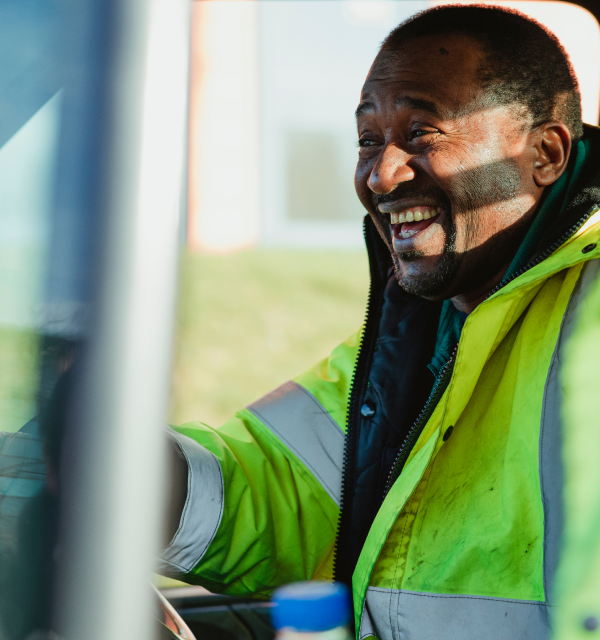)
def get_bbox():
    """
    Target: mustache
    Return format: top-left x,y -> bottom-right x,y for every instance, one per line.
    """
372,185 -> 452,209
